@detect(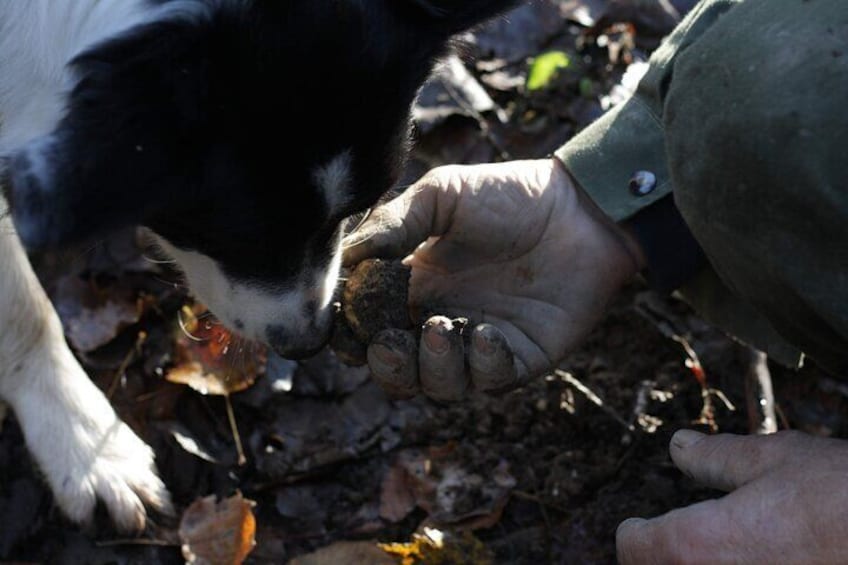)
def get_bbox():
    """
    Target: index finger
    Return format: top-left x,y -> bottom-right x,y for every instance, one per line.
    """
342,167 -> 462,266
